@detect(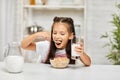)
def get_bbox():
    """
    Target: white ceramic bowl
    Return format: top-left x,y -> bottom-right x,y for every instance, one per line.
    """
50,57 -> 70,68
